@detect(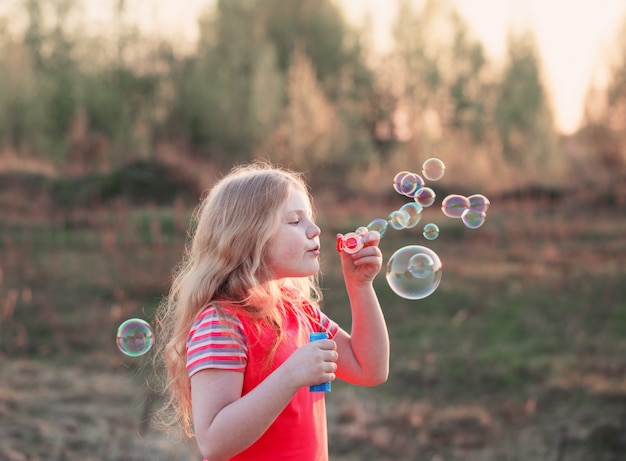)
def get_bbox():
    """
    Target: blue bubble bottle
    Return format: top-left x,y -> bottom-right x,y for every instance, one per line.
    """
309,332 -> 331,393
